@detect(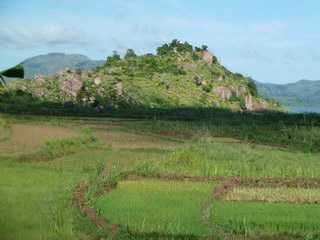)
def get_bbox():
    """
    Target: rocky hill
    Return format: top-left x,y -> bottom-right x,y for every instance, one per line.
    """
256,80 -> 320,108
21,53 -> 104,79
9,40 -> 280,112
